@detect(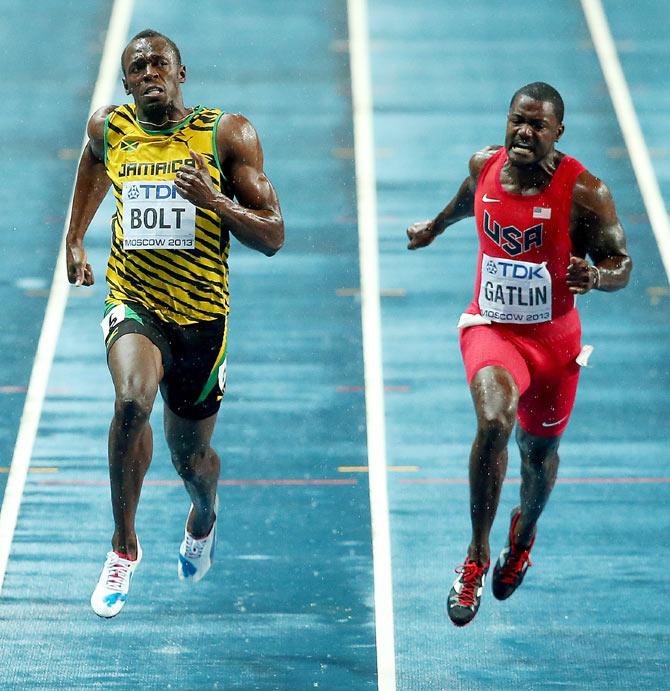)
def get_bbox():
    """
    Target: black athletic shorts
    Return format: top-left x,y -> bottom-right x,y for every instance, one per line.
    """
101,301 -> 228,420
